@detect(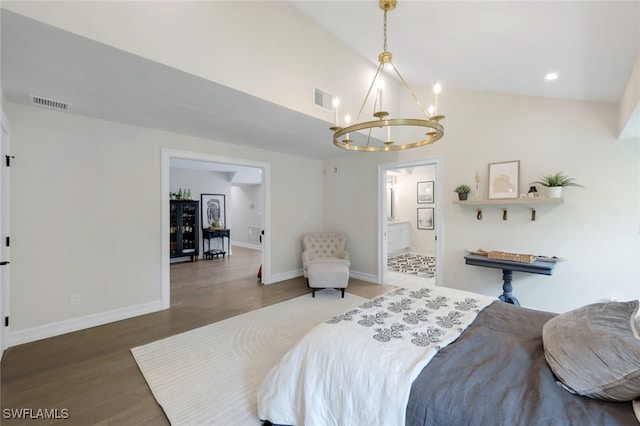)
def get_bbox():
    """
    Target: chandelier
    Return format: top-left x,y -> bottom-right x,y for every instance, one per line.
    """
330,0 -> 445,152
